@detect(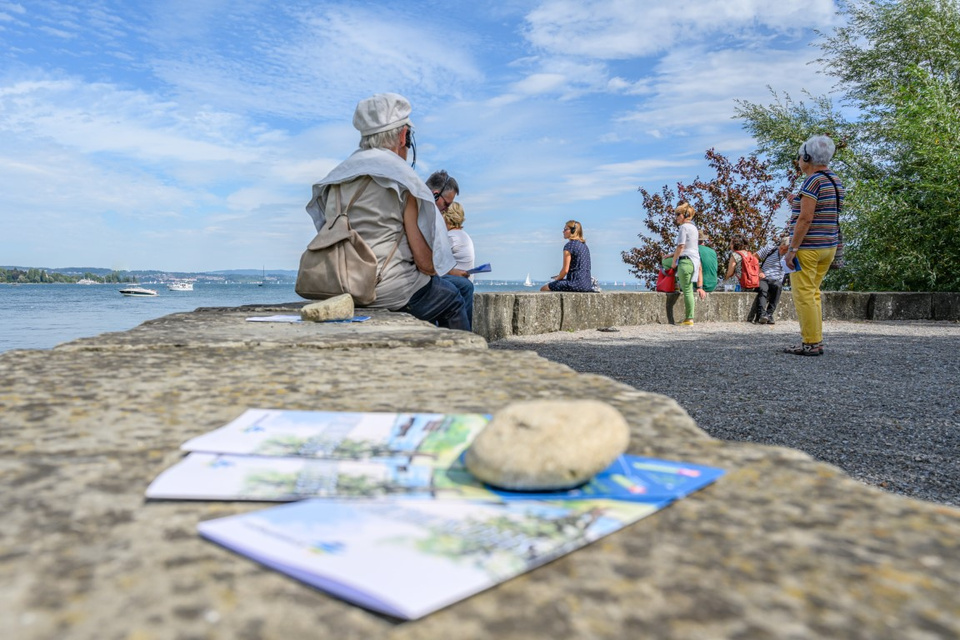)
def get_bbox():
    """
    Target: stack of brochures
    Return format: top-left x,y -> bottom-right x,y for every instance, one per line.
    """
148,409 -> 724,620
